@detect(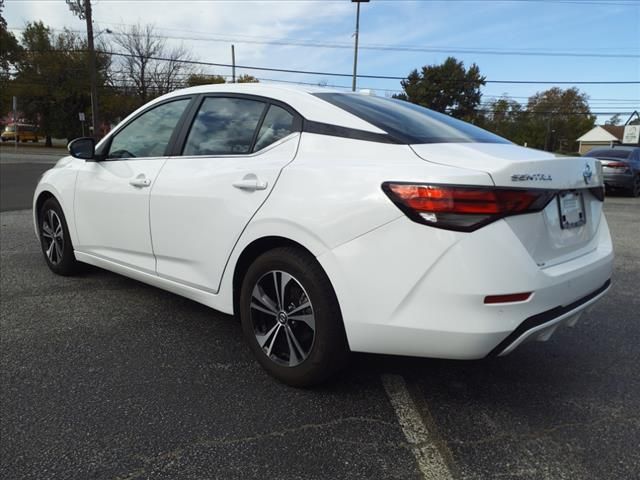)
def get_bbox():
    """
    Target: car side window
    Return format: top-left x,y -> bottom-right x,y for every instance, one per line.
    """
107,98 -> 191,159
254,105 -> 295,151
183,97 -> 266,156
